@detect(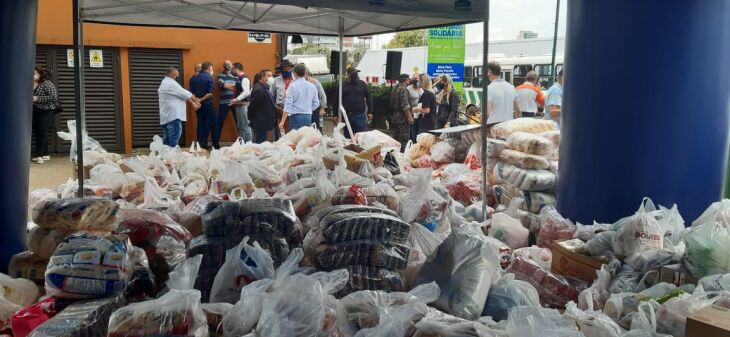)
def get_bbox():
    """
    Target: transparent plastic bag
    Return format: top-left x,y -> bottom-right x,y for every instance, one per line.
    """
579,260 -> 621,311
587,231 -> 617,257
405,223 -> 443,289
493,162 -> 556,192
400,169 -> 448,230
107,255 -> 209,337
564,300 -> 624,337
537,206 -> 576,248
222,279 -> 272,336
505,256 -> 589,309
492,118 -> 556,140
210,161 -> 254,196
0,273 -> 40,307
505,306 -> 582,337
612,206 -> 664,257
414,225 -> 501,320
57,119 -> 107,161
209,237 -> 276,304
28,189 -> 59,214
32,198 -> 118,231
500,149 -> 550,170
464,141 -> 481,170
331,183 -> 401,211
683,213 -> 730,277
489,213 -> 529,249
444,172 -> 483,205
482,273 -> 540,321
355,130 -> 401,151
692,199 -> 730,227
138,177 -> 178,211
512,246 -> 552,270
89,164 -> 127,197
656,291 -> 721,337
256,274 -> 325,337
431,141 -> 456,163
505,132 -> 553,157
574,221 -> 609,242
697,273 -> 730,291
27,227 -> 110,260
